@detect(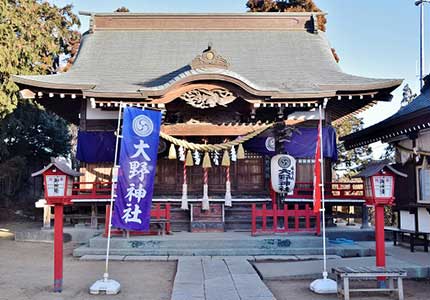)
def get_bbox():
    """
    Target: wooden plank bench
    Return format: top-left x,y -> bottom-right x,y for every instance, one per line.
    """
333,267 -> 407,300
385,227 -> 429,252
